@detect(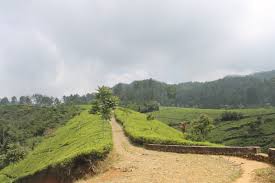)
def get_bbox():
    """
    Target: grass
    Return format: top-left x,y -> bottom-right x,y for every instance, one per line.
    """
0,107 -> 112,183
152,107 -> 275,126
152,107 -> 275,151
114,108 -> 220,146
253,167 -> 275,183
